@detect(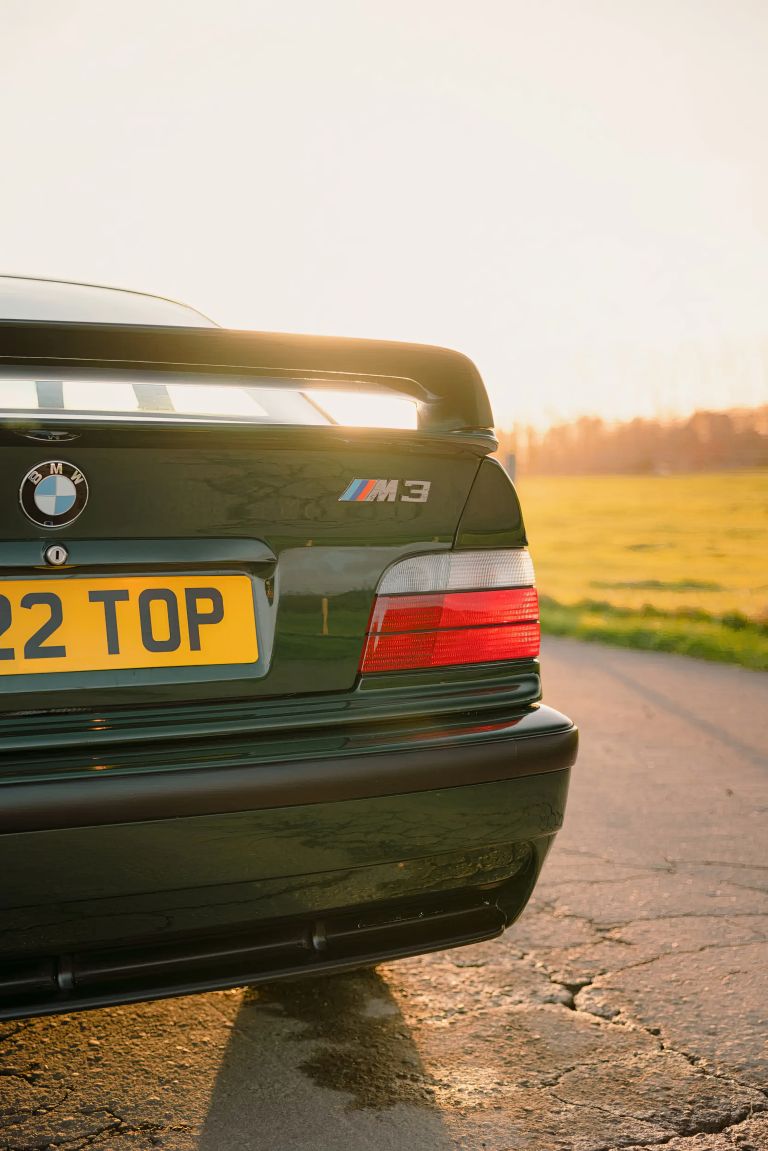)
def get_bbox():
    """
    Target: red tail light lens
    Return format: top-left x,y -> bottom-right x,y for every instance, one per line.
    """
361,620 -> 540,673
370,588 -> 539,634
360,552 -> 540,674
